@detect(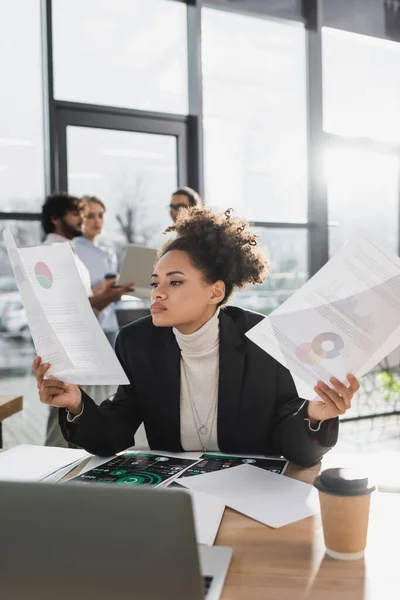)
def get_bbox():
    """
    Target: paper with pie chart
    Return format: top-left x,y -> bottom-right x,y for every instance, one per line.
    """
2,227 -> 129,385
2,227 -> 72,372
246,231 -> 400,400
34,261 -> 54,289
